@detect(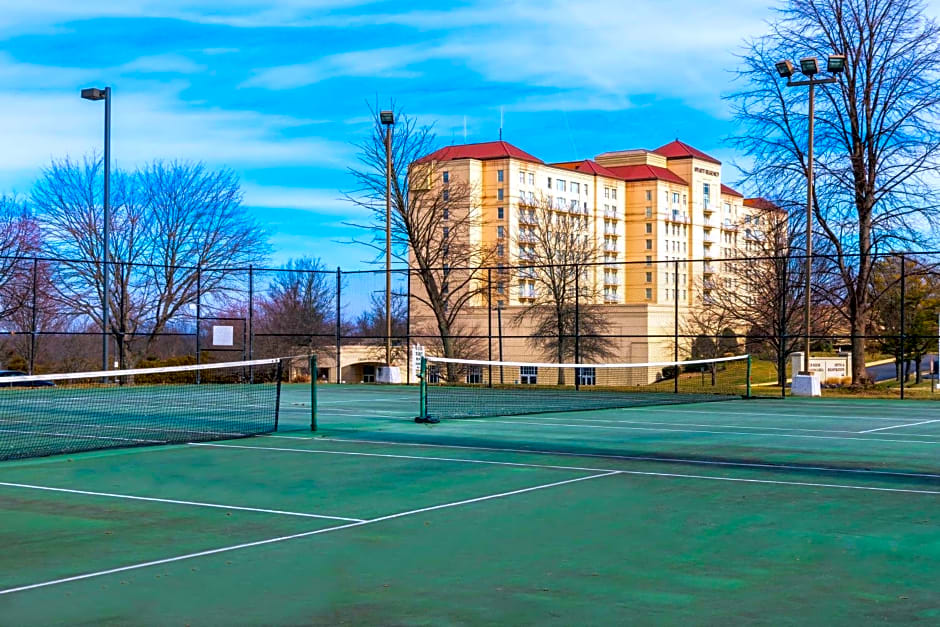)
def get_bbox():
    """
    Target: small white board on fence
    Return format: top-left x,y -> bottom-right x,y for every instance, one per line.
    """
212,325 -> 234,347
